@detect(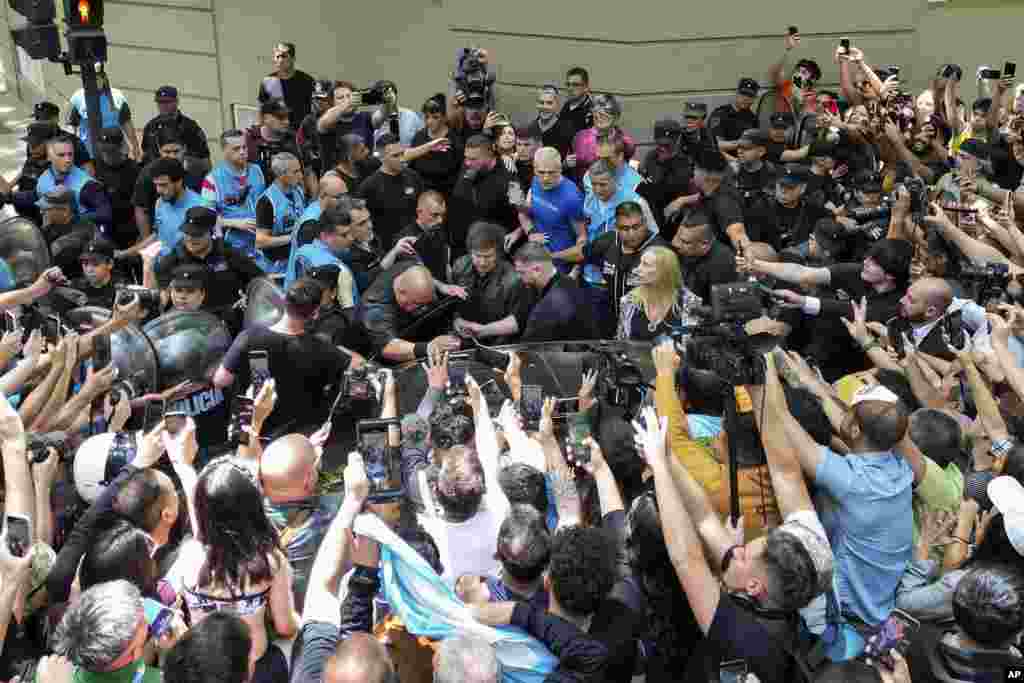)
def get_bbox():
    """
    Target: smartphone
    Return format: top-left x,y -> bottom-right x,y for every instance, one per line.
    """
228,395 -> 254,446
520,384 -> 543,431
567,417 -> 592,464
164,400 -> 187,436
942,64 -> 962,81
507,179 -> 523,206
249,350 -> 270,393
979,67 -> 1002,80
356,418 -> 403,502
93,332 -> 112,371
4,514 -> 31,558
1,311 -> 16,335
553,397 -> 580,418
839,37 -> 850,53
1006,61 -> 1017,79
143,598 -> 175,640
719,659 -> 748,683
787,25 -> 799,36
863,610 -> 920,669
